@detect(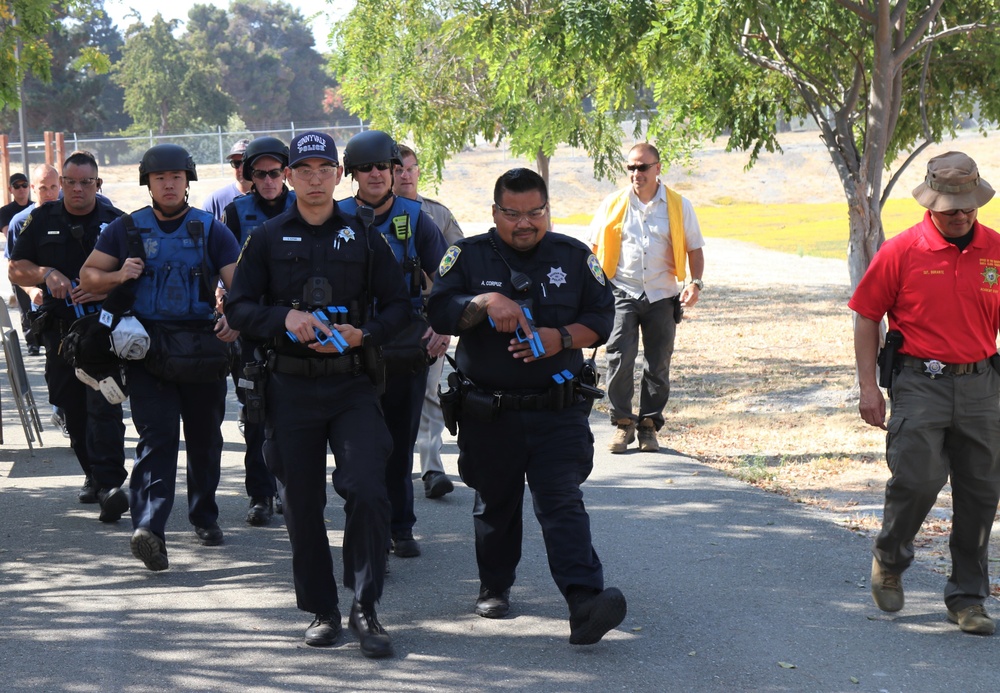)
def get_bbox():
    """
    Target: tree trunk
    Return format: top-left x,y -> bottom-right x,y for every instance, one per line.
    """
535,148 -> 550,187
845,180 -> 885,291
